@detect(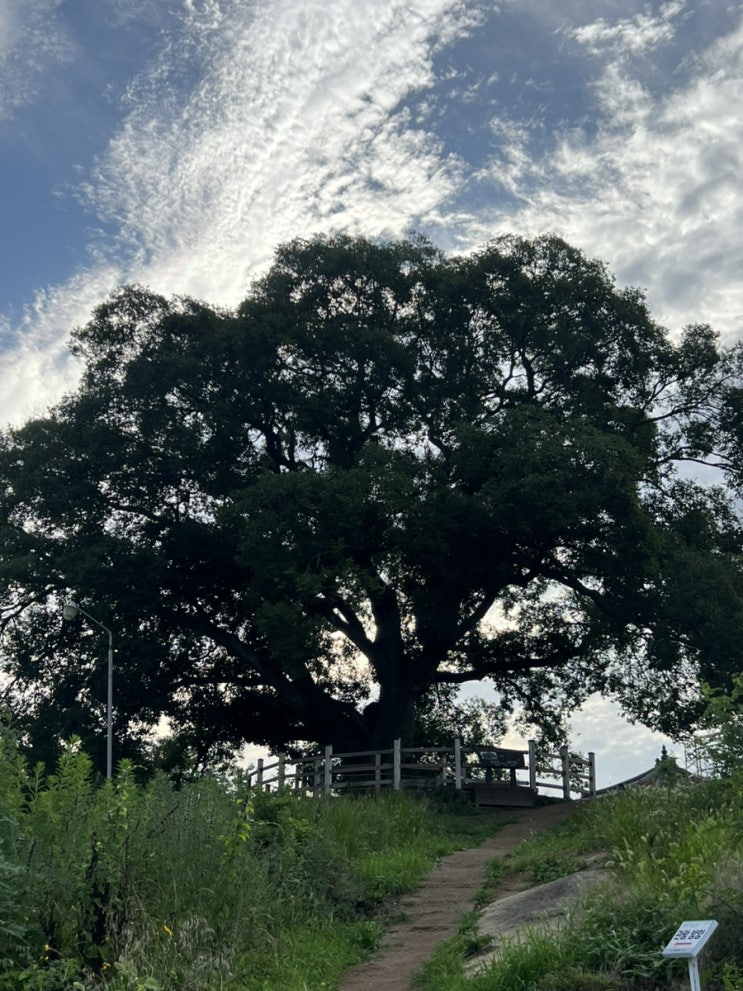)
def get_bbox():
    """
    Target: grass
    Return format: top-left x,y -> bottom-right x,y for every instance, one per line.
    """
0,732 -> 507,991
6,727 -> 742,991
473,858 -> 506,909
415,778 -> 743,991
